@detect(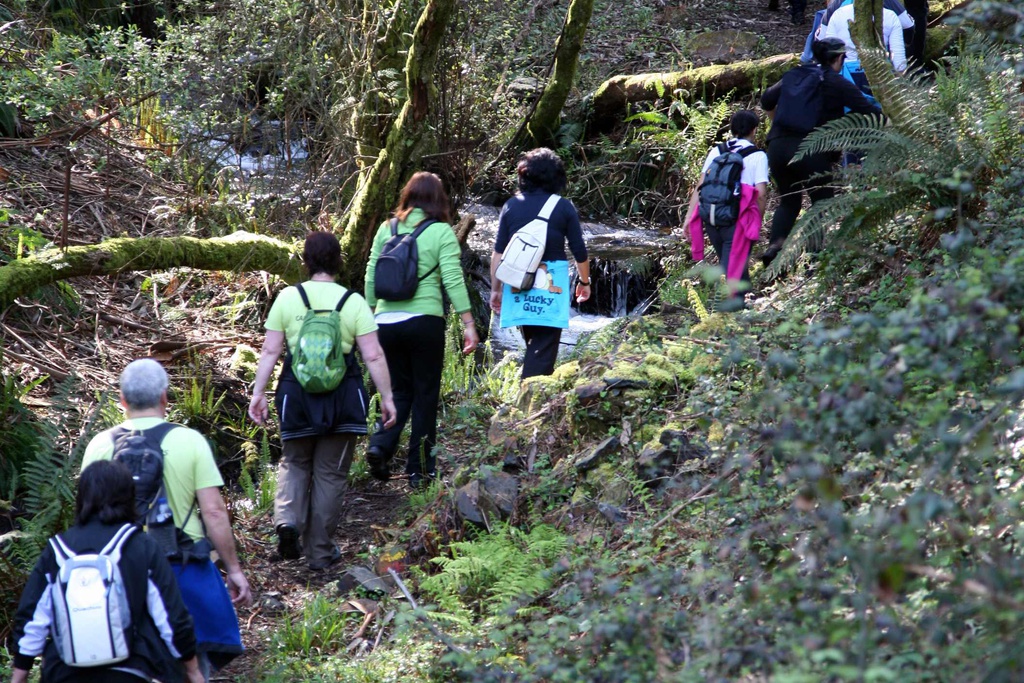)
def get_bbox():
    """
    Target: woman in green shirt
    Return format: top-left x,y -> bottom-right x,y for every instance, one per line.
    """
364,172 -> 479,489
249,231 -> 396,570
